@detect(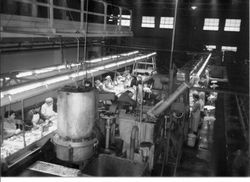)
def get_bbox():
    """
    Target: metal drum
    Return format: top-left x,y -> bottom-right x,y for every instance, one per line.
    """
53,87 -> 97,163
57,89 -> 96,139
